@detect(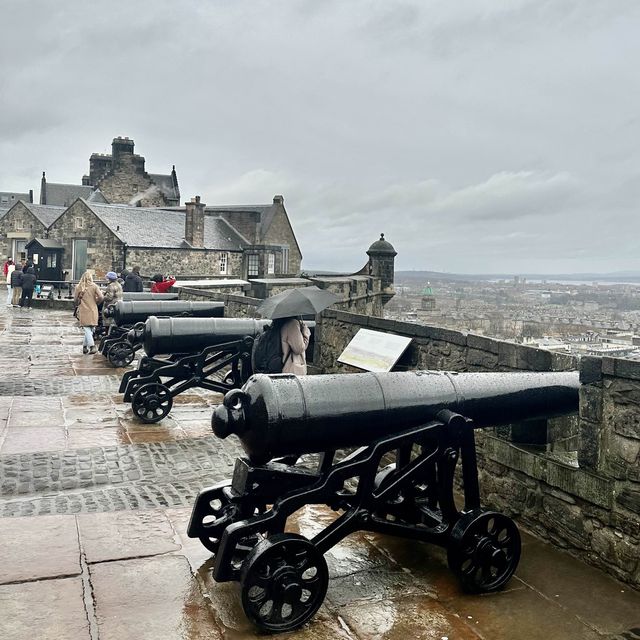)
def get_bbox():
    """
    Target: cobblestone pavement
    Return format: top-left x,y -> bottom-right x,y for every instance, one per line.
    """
0,305 -> 240,517
1,304 -> 639,640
